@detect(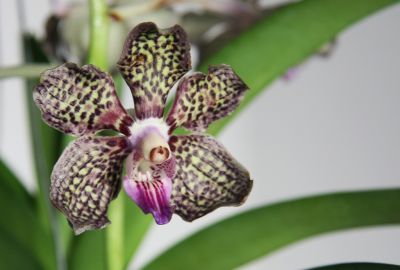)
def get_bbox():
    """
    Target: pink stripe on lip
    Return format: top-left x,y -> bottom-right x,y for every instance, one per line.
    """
123,176 -> 173,225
